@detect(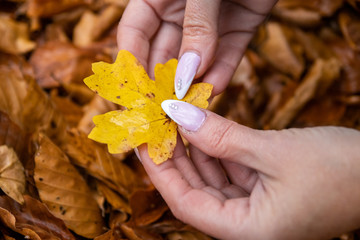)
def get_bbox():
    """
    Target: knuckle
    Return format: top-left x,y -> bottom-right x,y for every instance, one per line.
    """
183,18 -> 214,39
207,121 -> 237,157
